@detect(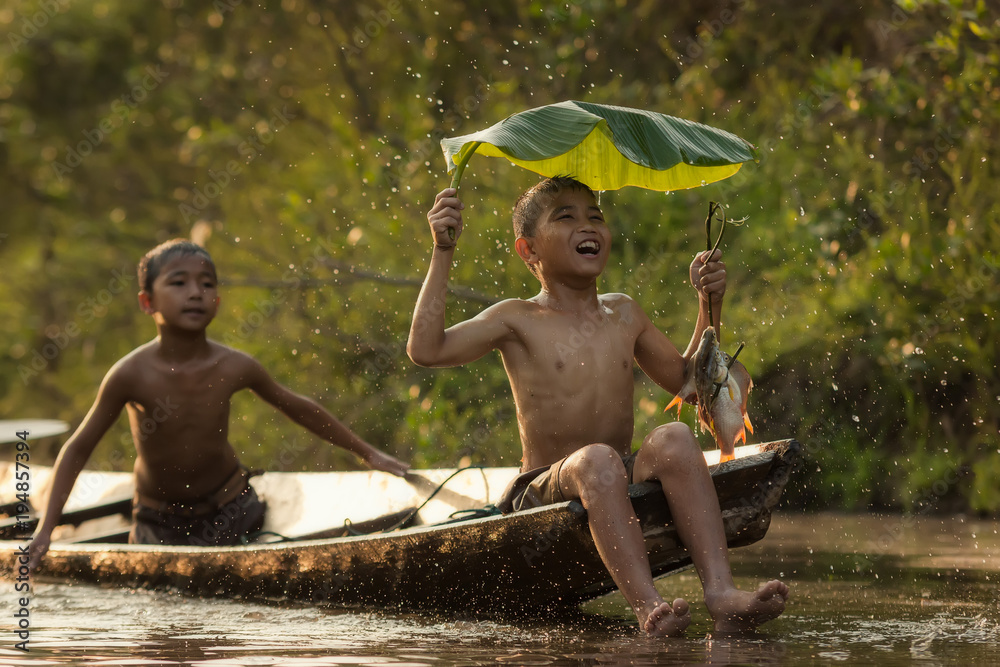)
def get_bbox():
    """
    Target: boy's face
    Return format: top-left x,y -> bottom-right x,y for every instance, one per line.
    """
139,254 -> 219,330
516,188 -> 611,280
